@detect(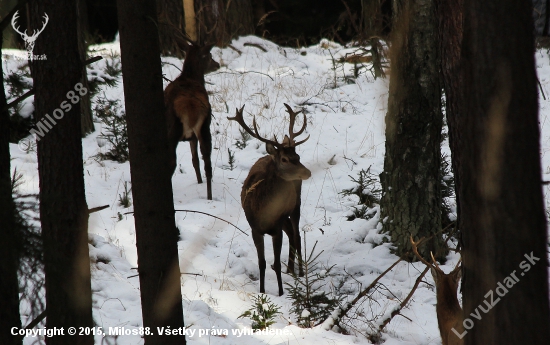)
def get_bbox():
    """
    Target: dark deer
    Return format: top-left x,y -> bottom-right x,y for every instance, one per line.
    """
165,36 -> 220,200
228,104 -> 311,296
410,236 -> 464,345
